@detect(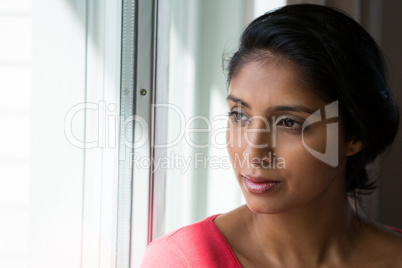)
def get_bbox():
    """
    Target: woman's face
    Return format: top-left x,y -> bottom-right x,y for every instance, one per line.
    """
226,59 -> 354,214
